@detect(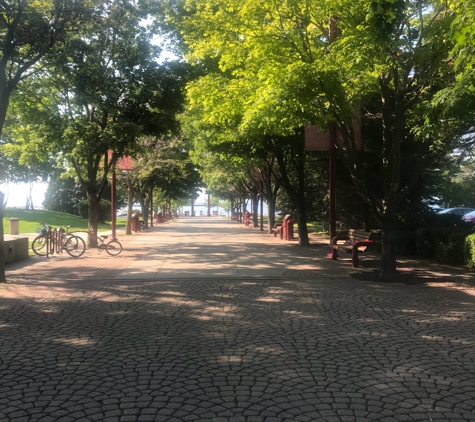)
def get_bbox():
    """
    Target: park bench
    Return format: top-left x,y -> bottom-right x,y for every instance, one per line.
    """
330,229 -> 380,268
244,213 -> 252,227
272,224 -> 282,237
